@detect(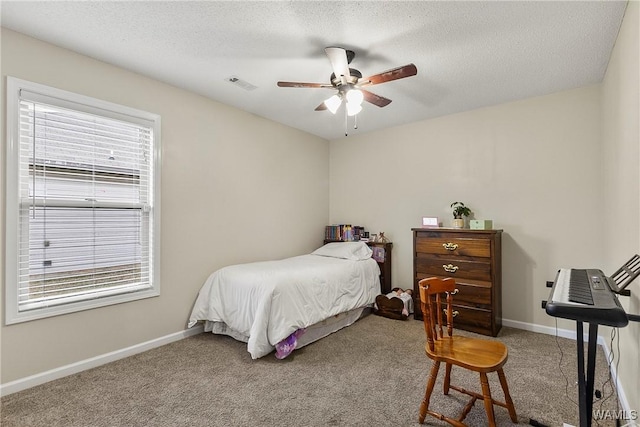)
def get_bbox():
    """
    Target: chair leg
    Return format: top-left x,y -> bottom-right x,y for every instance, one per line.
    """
443,363 -> 452,395
419,361 -> 441,424
480,372 -> 496,427
497,368 -> 518,422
